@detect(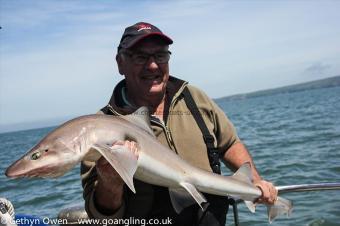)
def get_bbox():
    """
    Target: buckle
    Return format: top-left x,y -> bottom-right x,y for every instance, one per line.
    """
212,164 -> 221,174
209,151 -> 219,158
